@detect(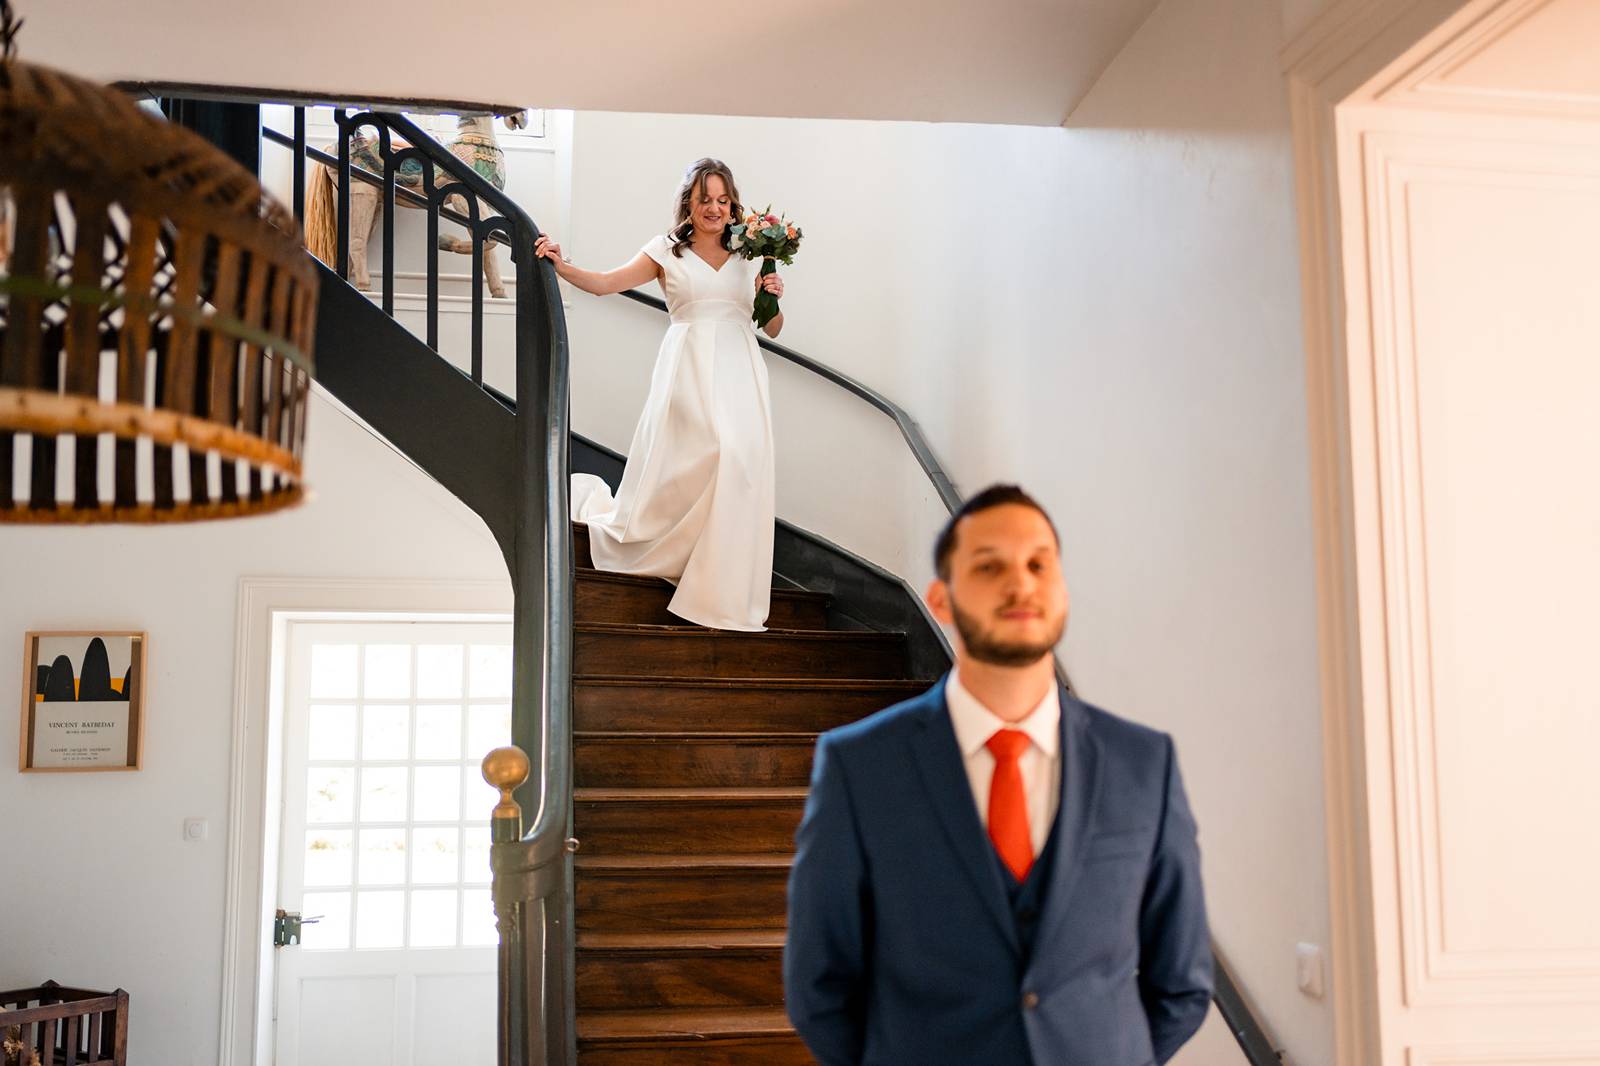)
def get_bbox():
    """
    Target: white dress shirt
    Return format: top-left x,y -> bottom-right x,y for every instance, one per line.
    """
944,668 -> 1062,856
